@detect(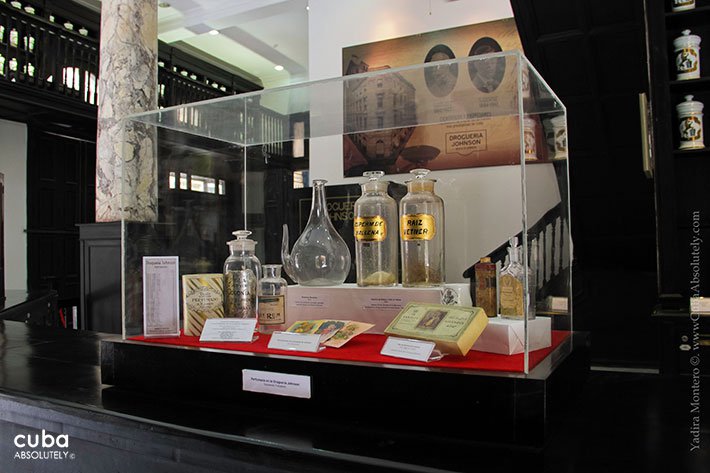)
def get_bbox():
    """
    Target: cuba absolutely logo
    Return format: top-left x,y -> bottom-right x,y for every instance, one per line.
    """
13,430 -> 75,460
